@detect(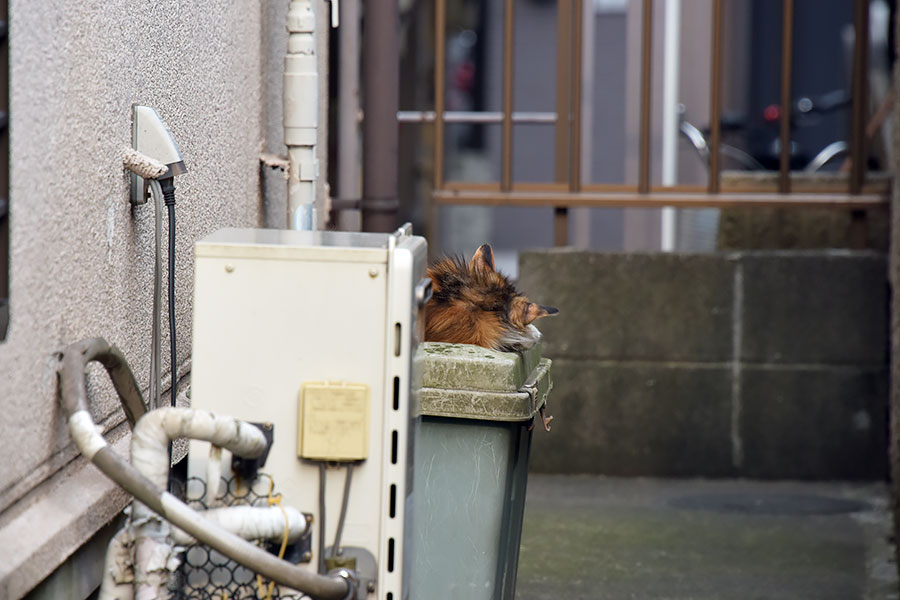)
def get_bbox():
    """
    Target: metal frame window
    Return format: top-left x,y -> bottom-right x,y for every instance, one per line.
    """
409,0 -> 887,247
